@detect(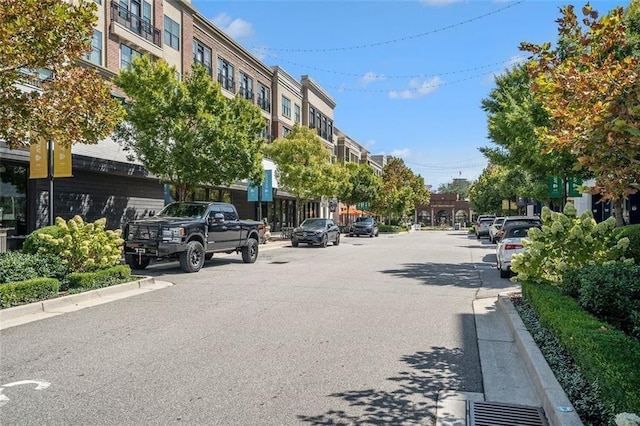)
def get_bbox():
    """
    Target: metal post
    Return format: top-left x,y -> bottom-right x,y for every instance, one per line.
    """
48,140 -> 54,226
257,185 -> 262,222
